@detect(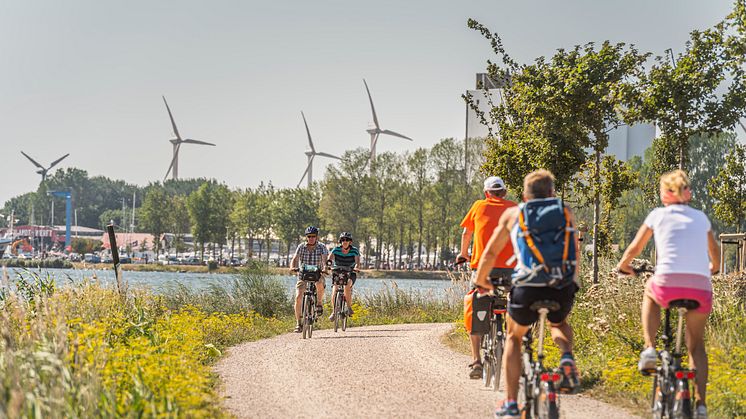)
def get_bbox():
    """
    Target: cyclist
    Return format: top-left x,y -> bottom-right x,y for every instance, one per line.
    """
328,231 -> 360,320
290,226 -> 328,333
457,176 -> 517,380
616,170 -> 720,419
474,169 -> 580,418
